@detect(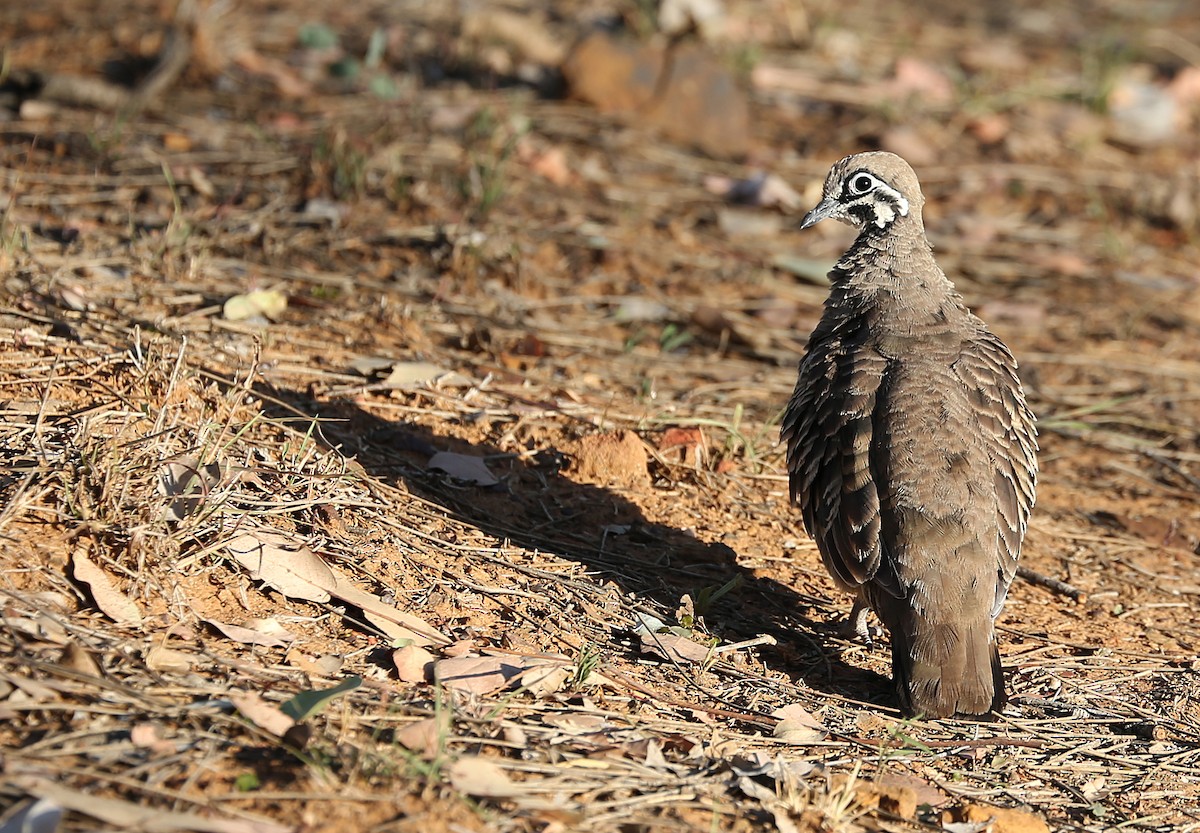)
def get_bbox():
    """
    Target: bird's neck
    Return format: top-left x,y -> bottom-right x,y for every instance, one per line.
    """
830,222 -> 958,315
